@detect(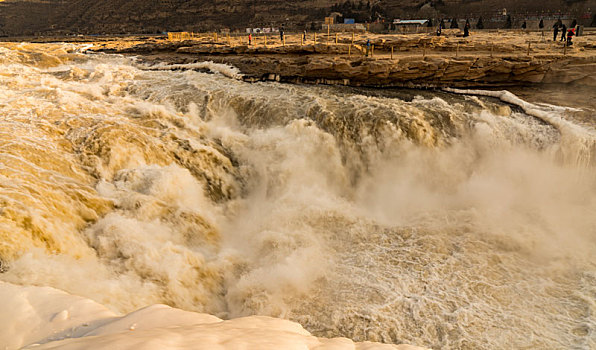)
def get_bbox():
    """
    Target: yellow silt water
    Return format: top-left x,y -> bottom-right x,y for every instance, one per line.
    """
0,43 -> 594,350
